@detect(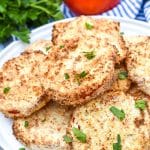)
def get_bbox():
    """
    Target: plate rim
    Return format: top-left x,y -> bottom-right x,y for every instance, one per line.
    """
0,16 -> 150,59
